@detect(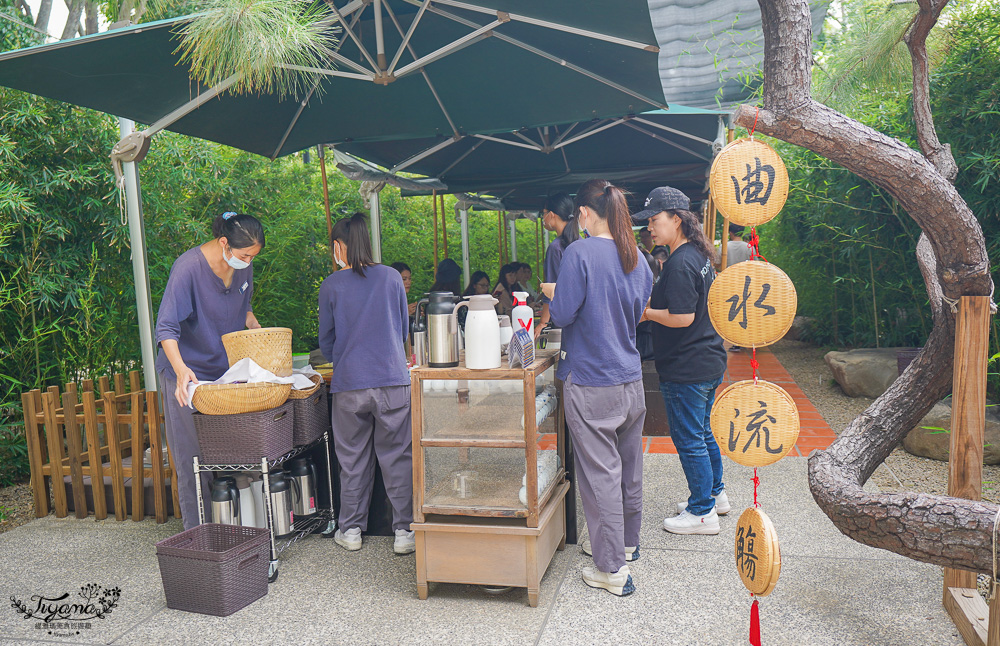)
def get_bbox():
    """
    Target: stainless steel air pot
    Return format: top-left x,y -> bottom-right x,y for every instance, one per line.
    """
286,457 -> 318,518
426,292 -> 460,368
266,468 -> 294,538
210,476 -> 241,526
